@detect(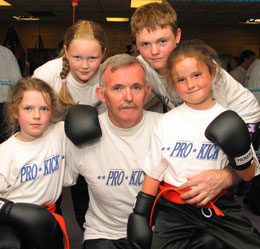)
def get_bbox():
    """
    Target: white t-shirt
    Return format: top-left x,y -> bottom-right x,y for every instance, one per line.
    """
0,45 -> 22,103
144,103 -> 260,186
0,122 -> 66,207
245,59 -> 260,105
32,57 -> 105,113
65,110 -> 162,240
137,55 -> 260,123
